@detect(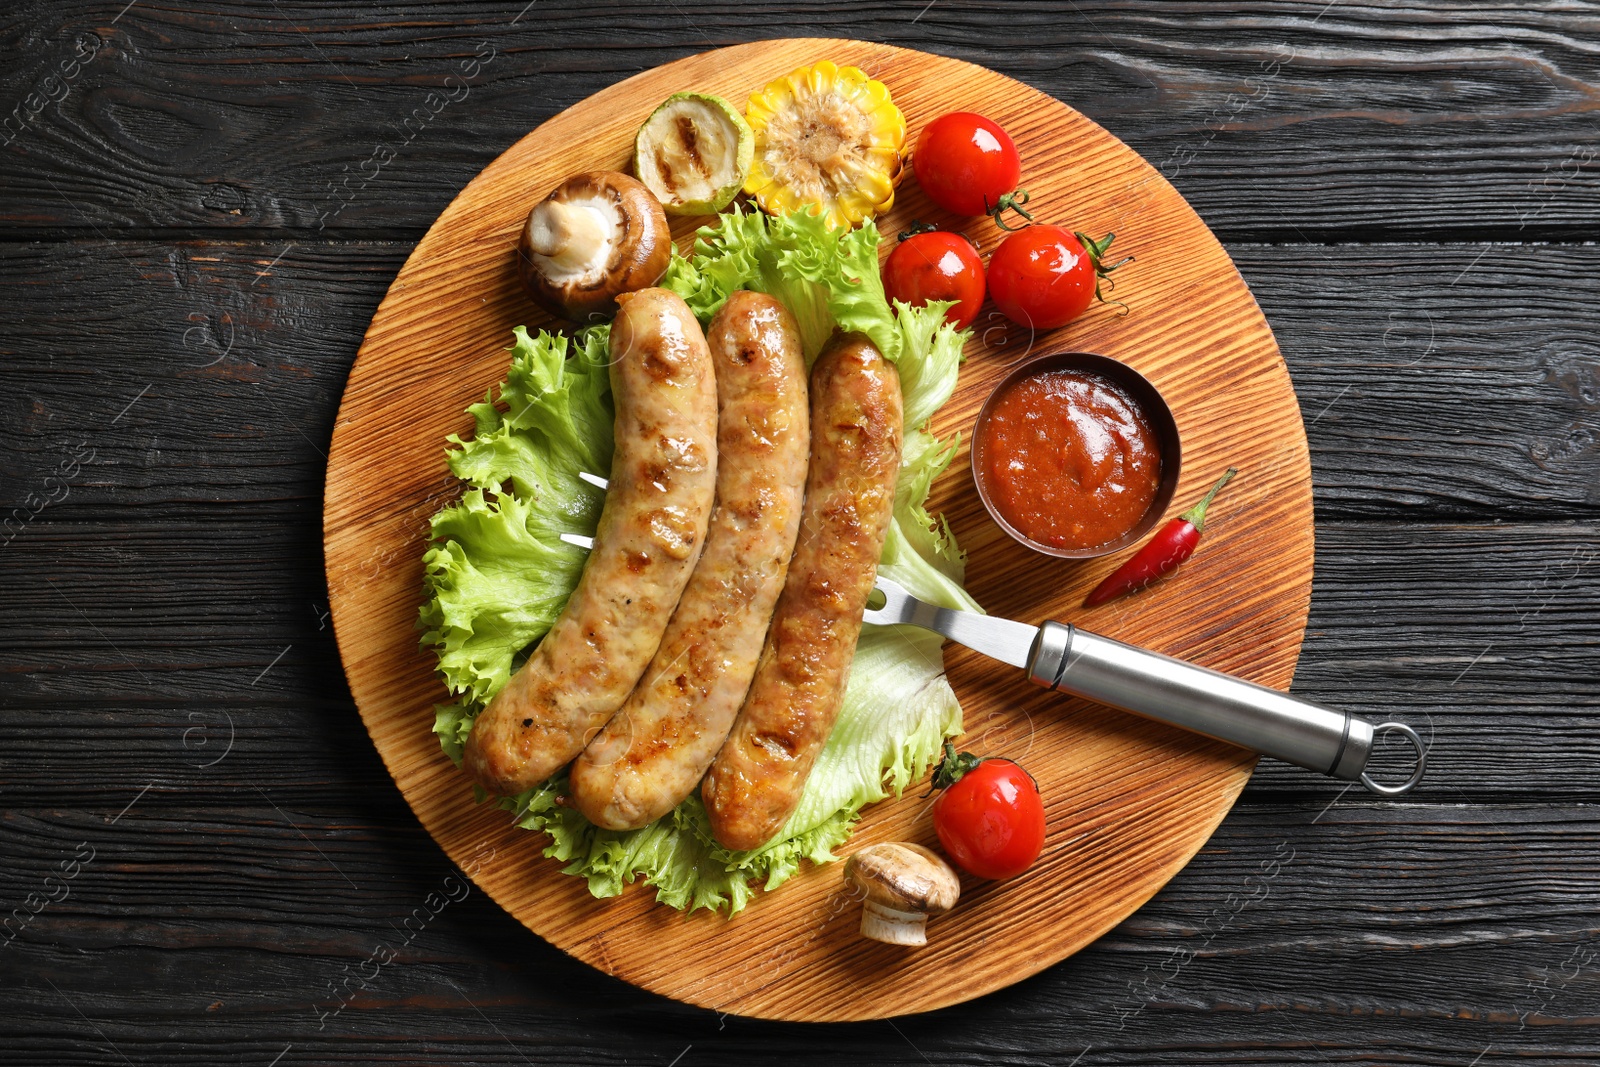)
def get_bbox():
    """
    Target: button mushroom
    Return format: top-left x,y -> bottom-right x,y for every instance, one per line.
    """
516,170 -> 671,323
843,842 -> 960,947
